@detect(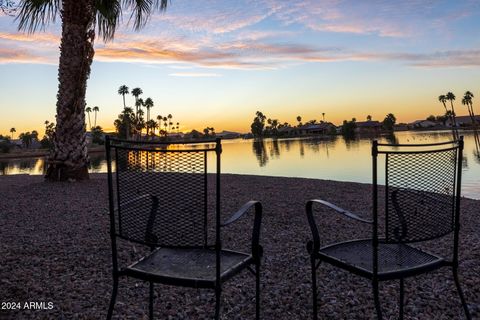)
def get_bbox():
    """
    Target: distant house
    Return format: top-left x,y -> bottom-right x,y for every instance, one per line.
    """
216,131 -> 241,139
394,124 -> 409,131
446,115 -> 480,127
284,122 -> 336,136
410,120 -> 437,129
354,121 -> 382,134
